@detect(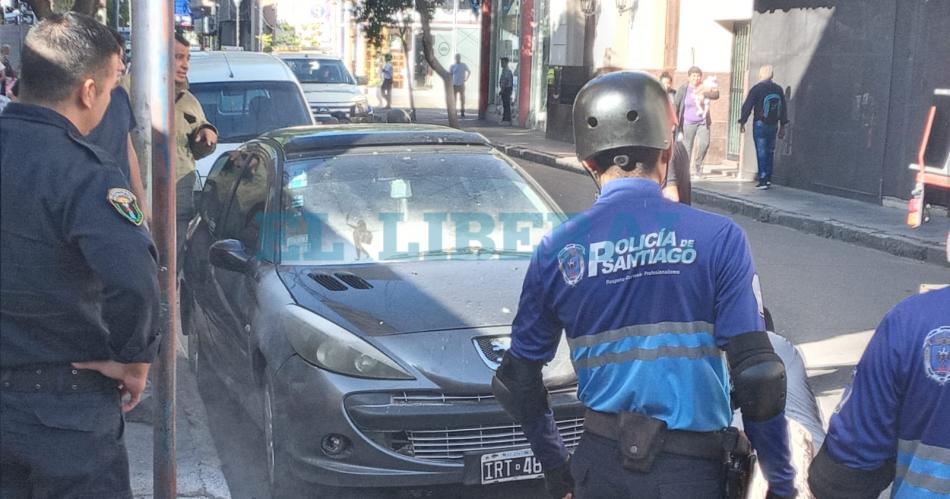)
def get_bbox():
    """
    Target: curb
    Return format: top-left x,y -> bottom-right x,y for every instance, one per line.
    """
489,139 -> 949,267
691,190 -> 948,267
497,144 -> 585,174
